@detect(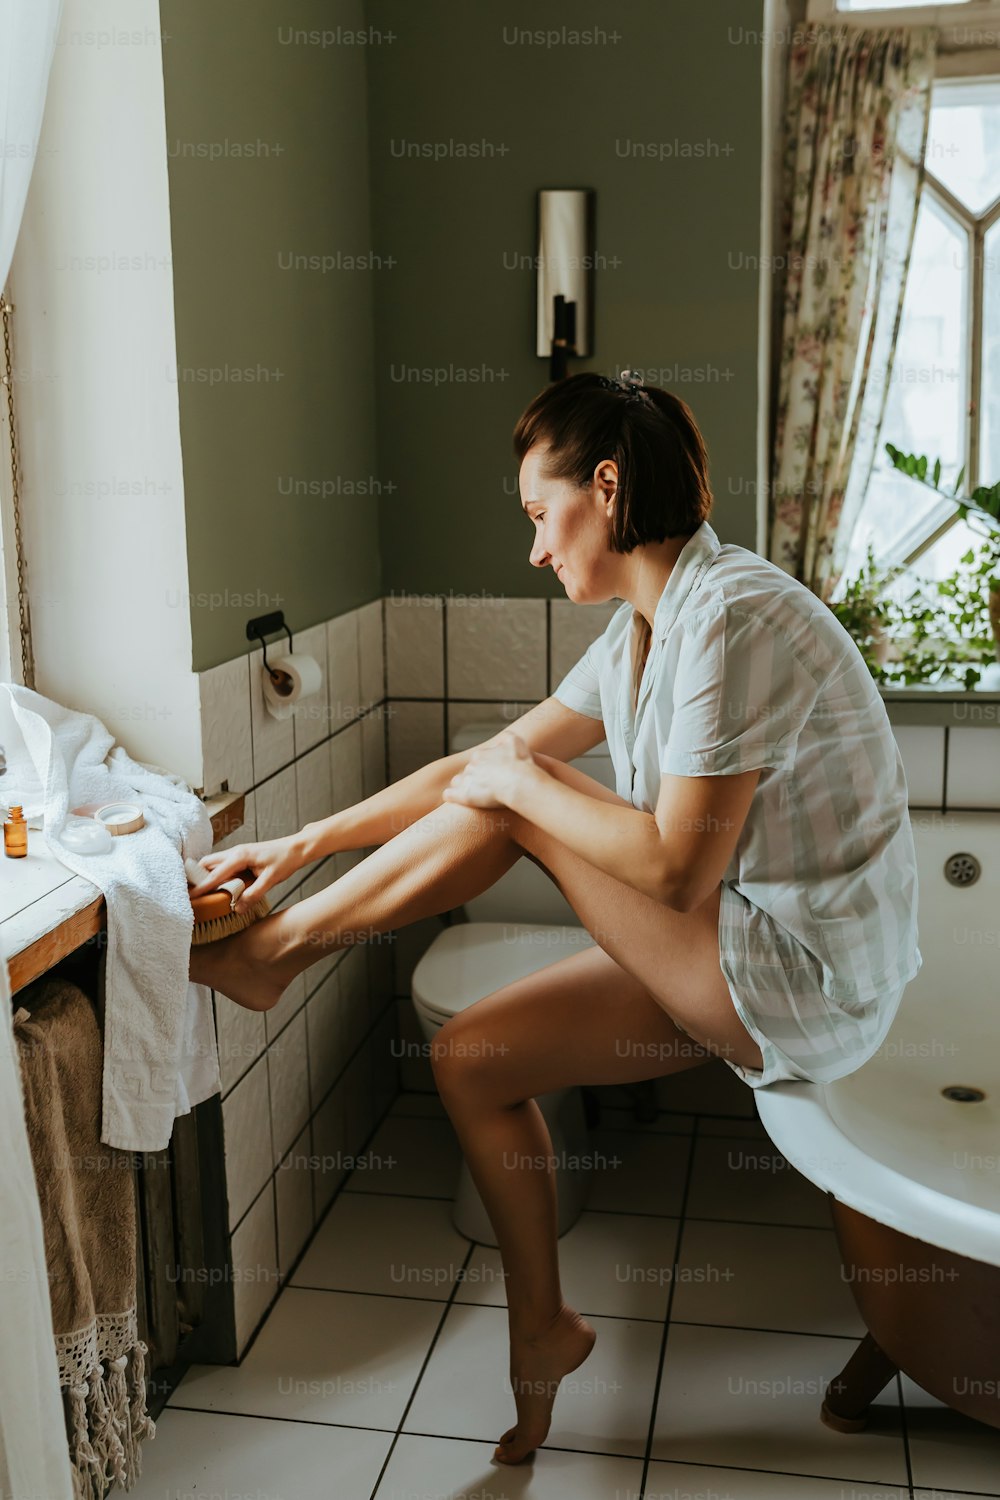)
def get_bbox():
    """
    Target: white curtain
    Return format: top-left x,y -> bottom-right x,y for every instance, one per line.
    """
0,5 -> 73,1498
